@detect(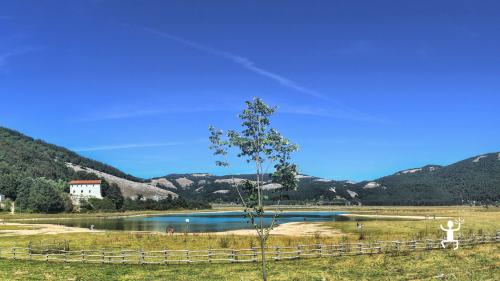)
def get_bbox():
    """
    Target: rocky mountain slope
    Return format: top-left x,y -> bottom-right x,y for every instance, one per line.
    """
151,153 -> 500,205
1,126 -> 498,205
66,163 -> 176,200
0,127 -> 176,200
